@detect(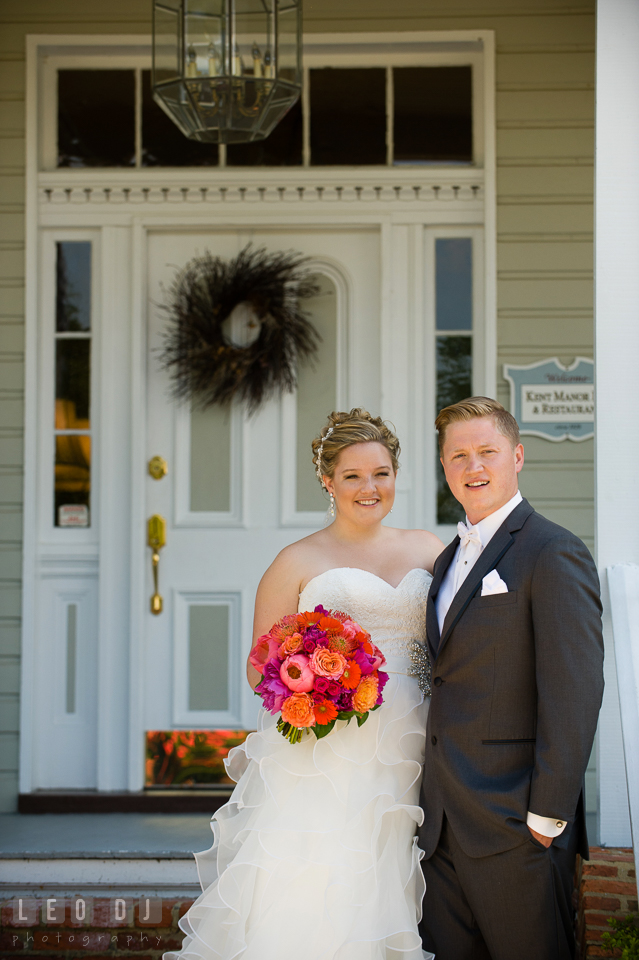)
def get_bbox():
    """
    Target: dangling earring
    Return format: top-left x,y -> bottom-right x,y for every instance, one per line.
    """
324,492 -> 335,526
